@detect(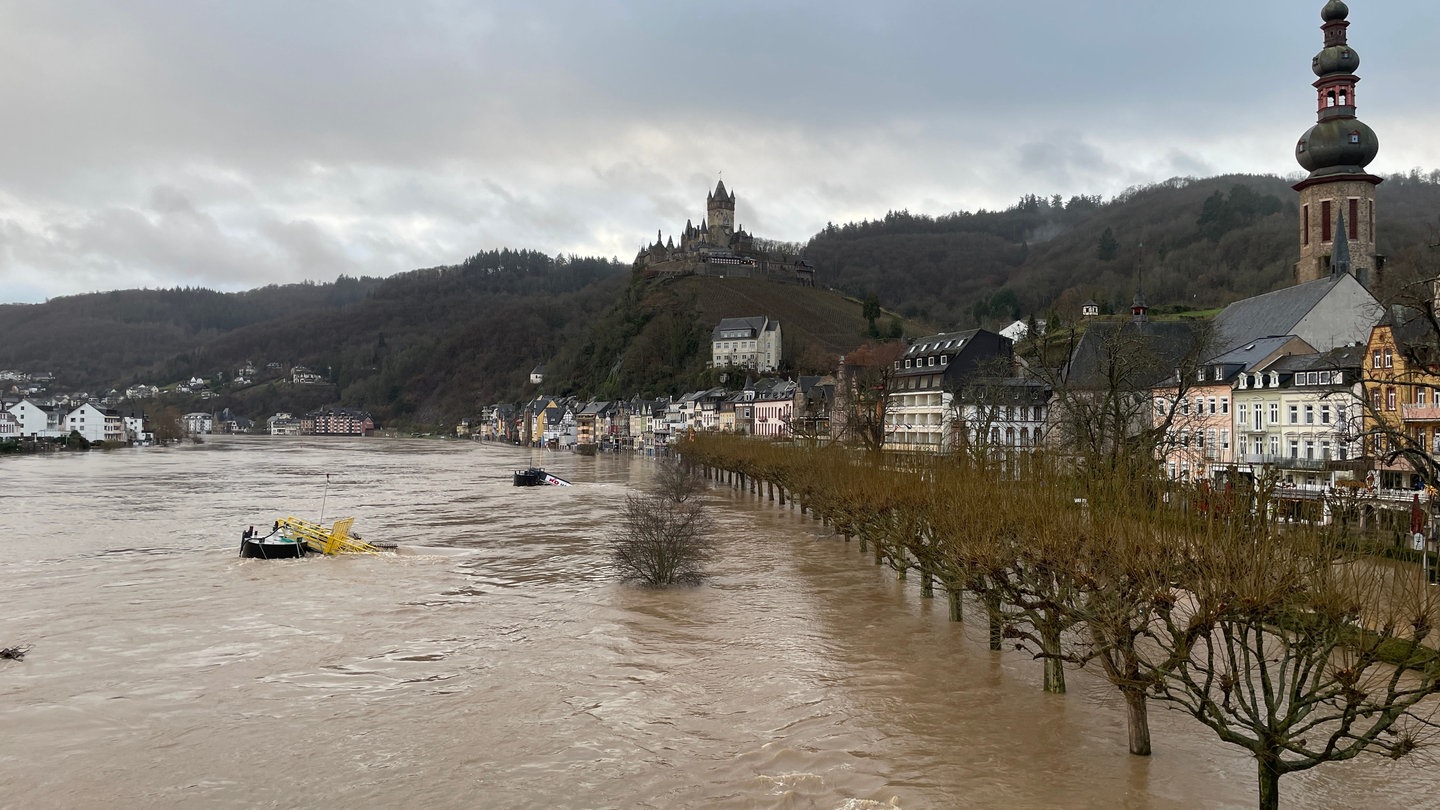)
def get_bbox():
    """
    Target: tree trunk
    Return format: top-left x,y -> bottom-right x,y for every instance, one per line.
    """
920,568 -> 933,598
985,592 -> 1003,650
1257,749 -> 1281,810
948,588 -> 963,622
778,487 -> 785,506
1122,686 -> 1151,756
858,534 -> 867,553
1041,624 -> 1066,693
